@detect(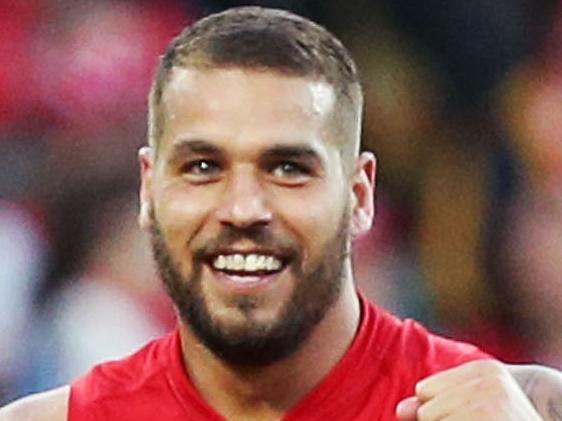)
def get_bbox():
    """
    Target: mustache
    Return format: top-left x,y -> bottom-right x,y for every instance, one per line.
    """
194,224 -> 300,261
